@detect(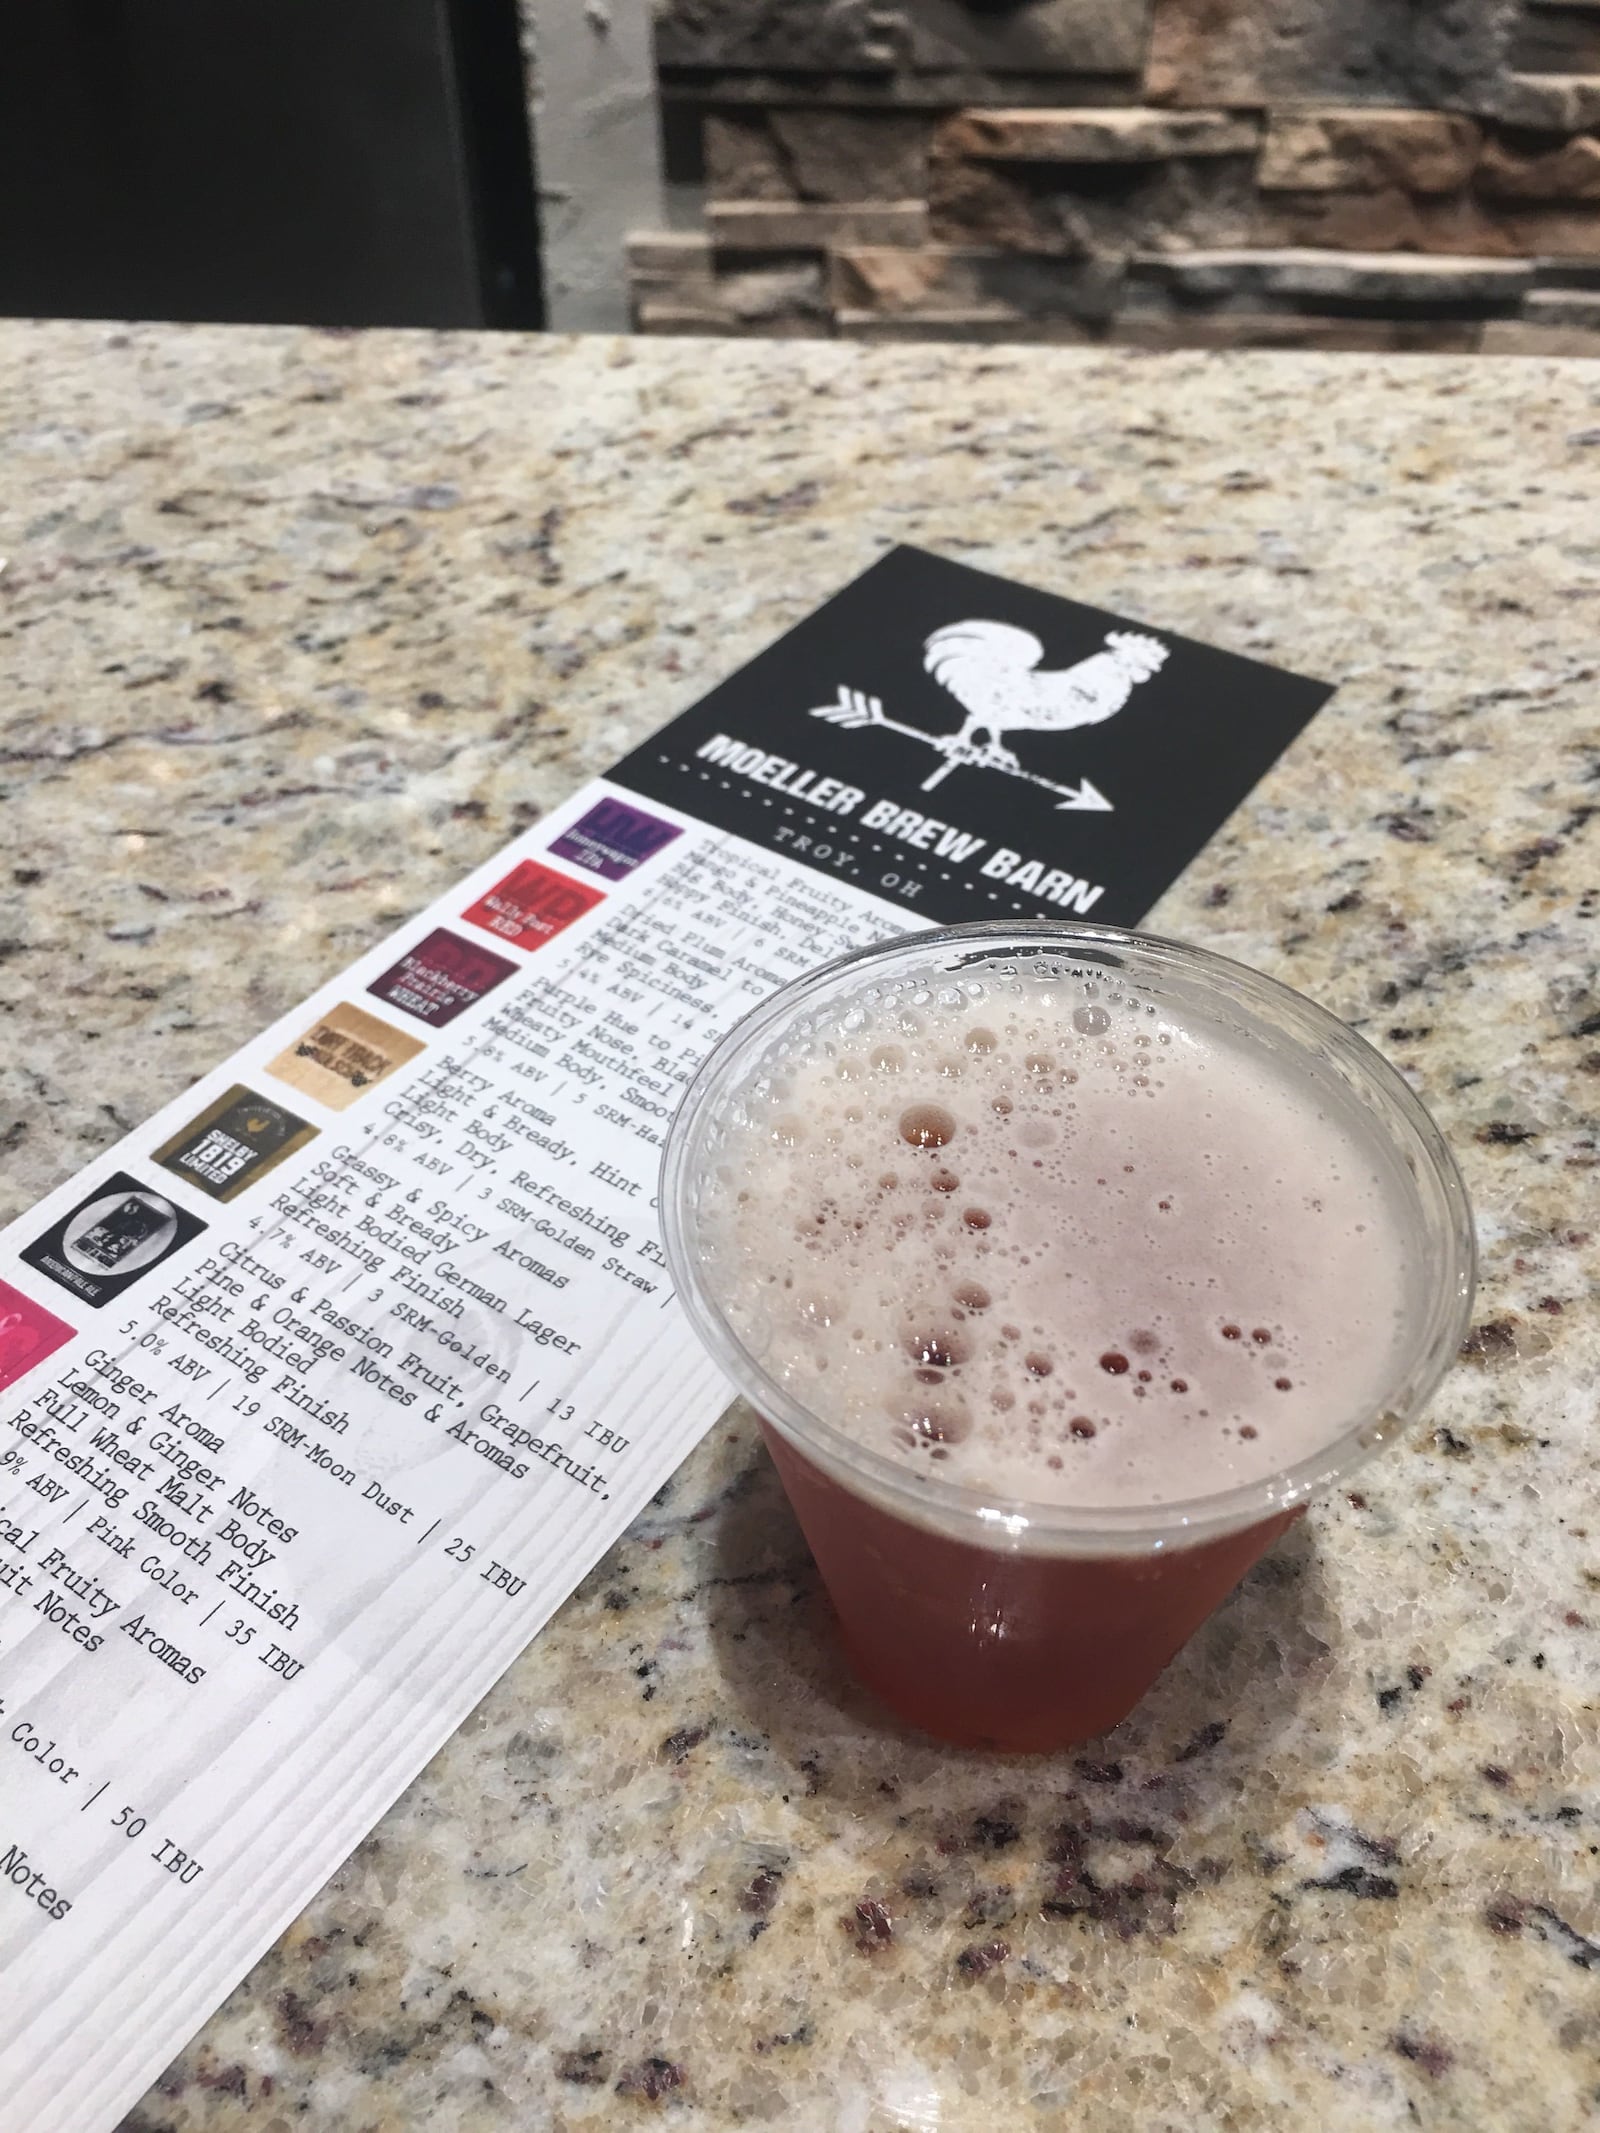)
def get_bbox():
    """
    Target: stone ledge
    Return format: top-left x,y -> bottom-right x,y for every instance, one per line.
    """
934,107 -> 1260,163
1111,312 -> 1486,351
635,300 -> 829,339
1131,248 -> 1537,302
1524,284 -> 1600,322
707,201 -> 928,250
835,311 -> 1102,342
